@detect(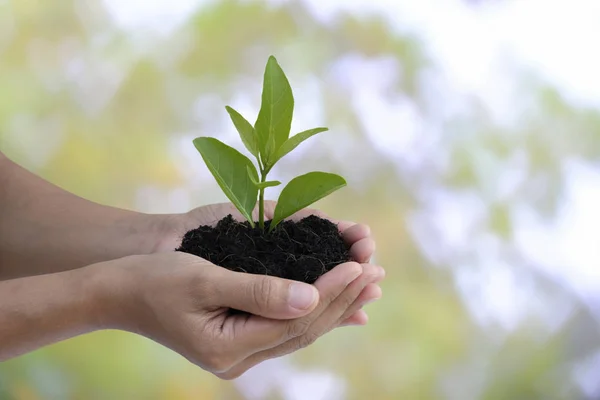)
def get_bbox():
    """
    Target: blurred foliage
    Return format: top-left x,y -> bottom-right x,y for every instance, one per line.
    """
1,0 -> 600,399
